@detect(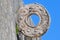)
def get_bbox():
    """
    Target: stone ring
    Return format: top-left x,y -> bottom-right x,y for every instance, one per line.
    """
18,4 -> 50,37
